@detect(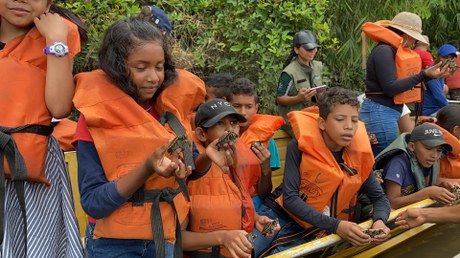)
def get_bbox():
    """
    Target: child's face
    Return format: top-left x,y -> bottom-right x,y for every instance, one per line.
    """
318,104 -> 359,152
409,142 -> 444,168
127,41 -> 165,106
203,115 -> 240,145
230,94 -> 258,132
0,0 -> 50,29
